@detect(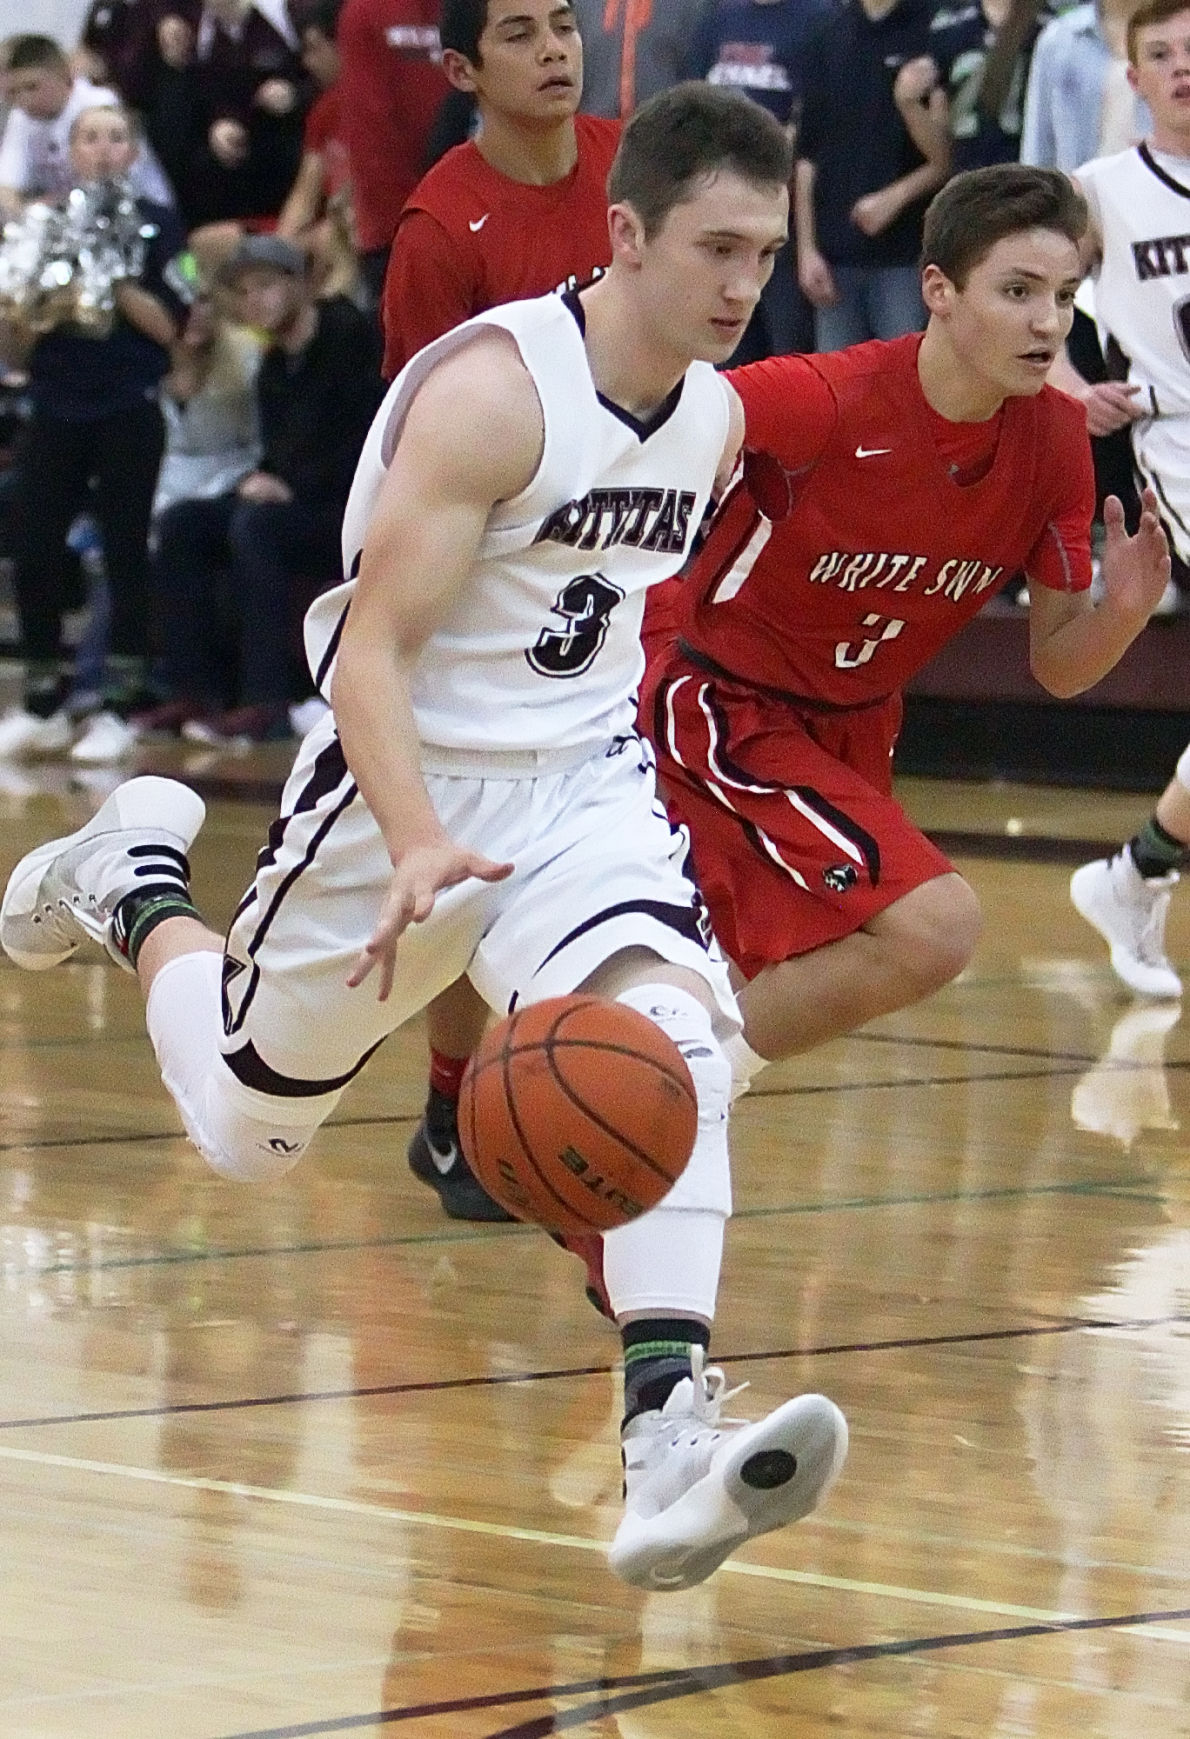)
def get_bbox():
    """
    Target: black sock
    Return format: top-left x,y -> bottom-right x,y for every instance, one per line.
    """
1129,816 -> 1189,879
424,1083 -> 460,1146
111,882 -> 201,969
622,1317 -> 711,1426
25,670 -> 64,720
